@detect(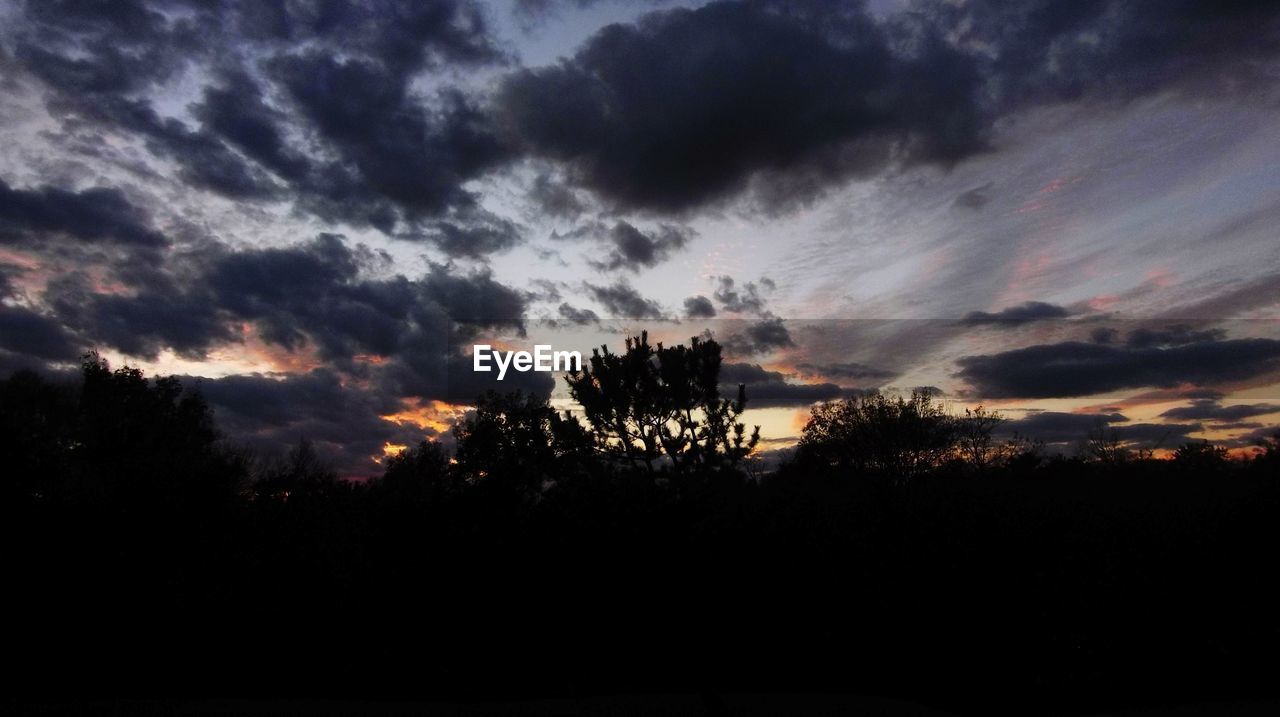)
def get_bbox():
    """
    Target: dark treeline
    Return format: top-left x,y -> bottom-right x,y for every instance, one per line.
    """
5,336 -> 1280,715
